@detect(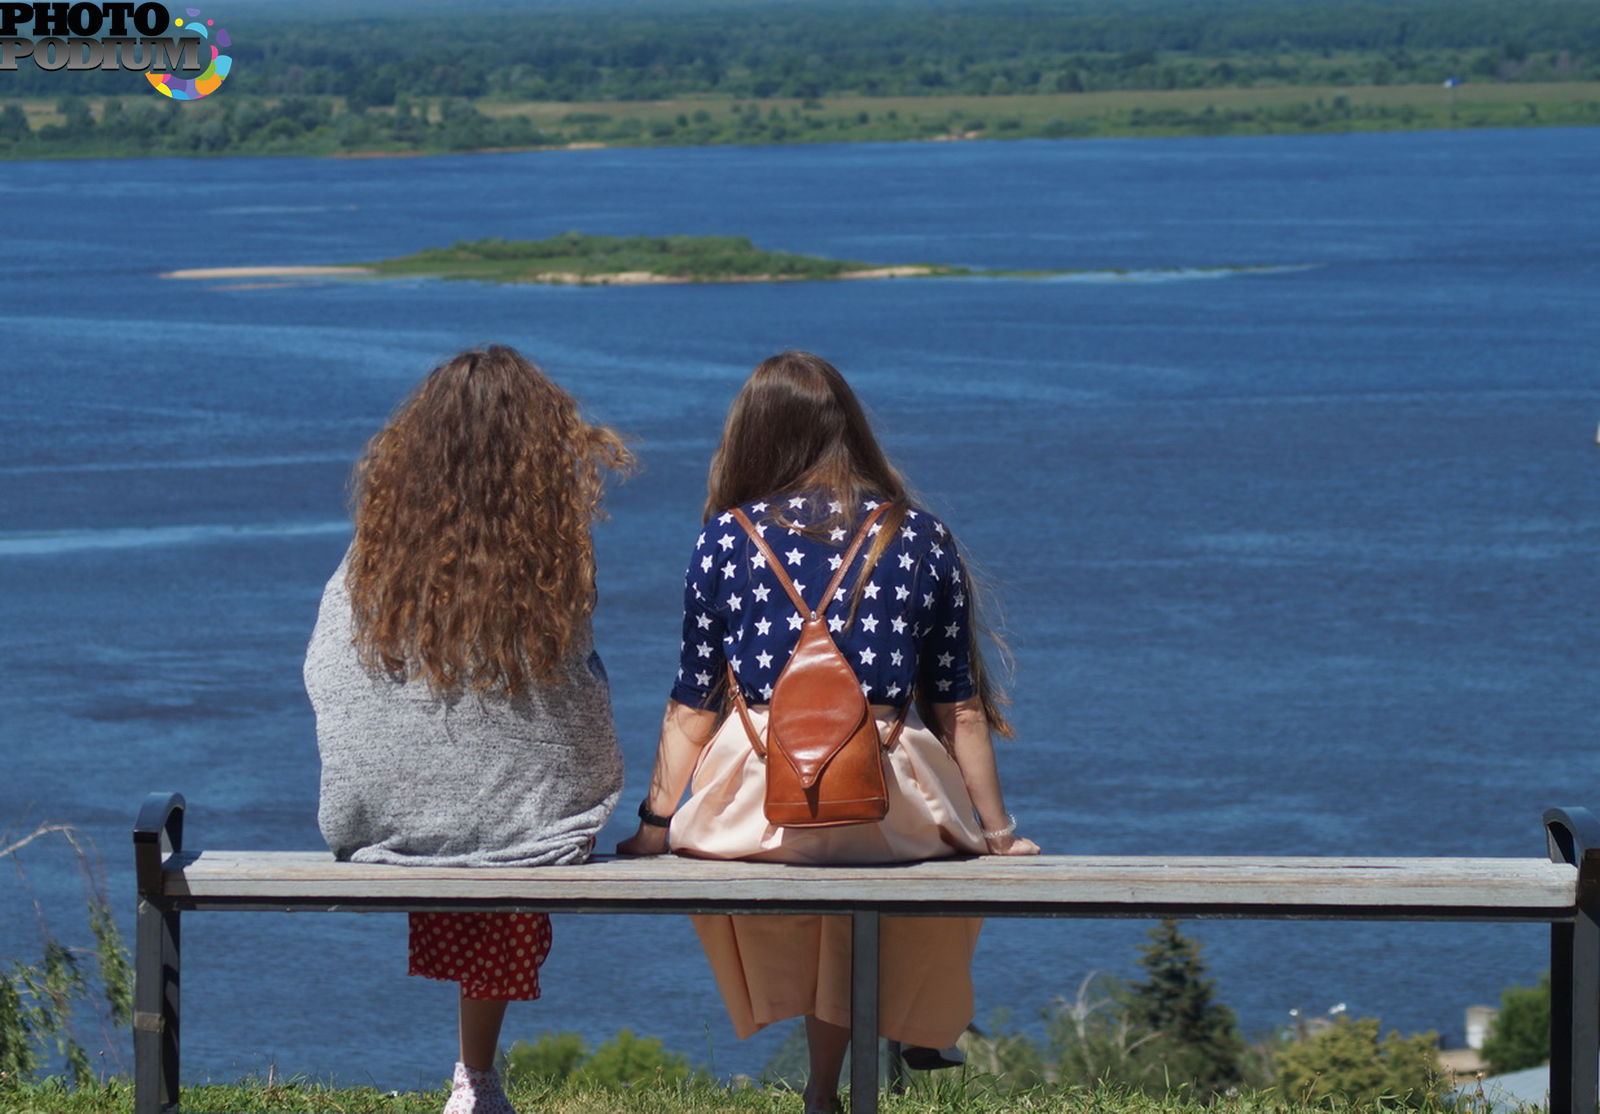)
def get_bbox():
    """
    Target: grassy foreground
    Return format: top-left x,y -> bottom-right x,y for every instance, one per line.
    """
0,1078 -> 1490,1114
